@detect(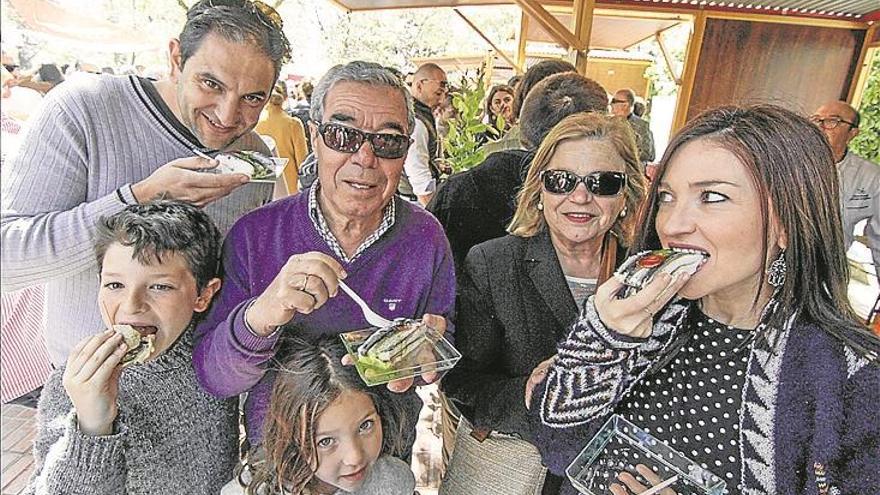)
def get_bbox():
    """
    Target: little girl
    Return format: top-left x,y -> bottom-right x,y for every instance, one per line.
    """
224,336 -> 415,495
